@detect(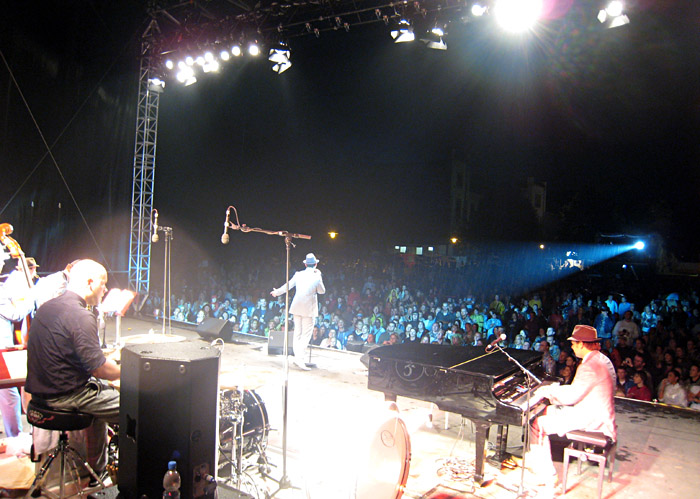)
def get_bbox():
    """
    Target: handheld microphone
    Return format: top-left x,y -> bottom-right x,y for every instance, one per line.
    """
151,210 -> 159,243
485,333 -> 507,352
221,208 -> 230,244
